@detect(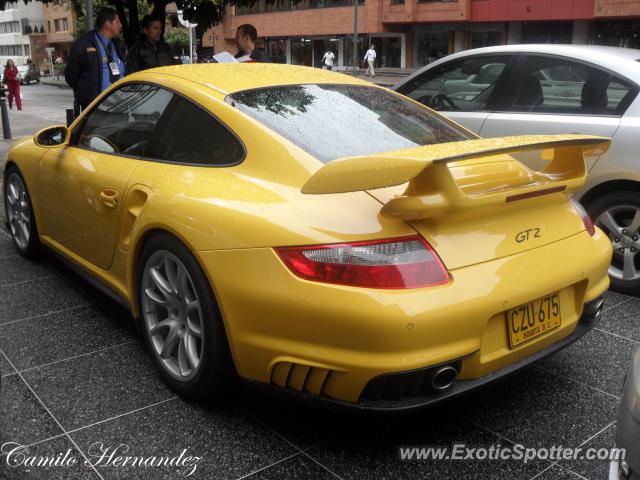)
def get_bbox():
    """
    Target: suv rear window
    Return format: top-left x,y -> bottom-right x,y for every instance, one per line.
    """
226,84 -> 469,163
